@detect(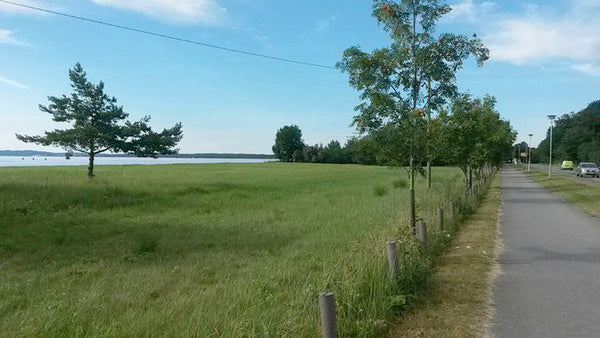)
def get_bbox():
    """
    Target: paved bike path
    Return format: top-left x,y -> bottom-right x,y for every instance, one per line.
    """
492,168 -> 600,337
